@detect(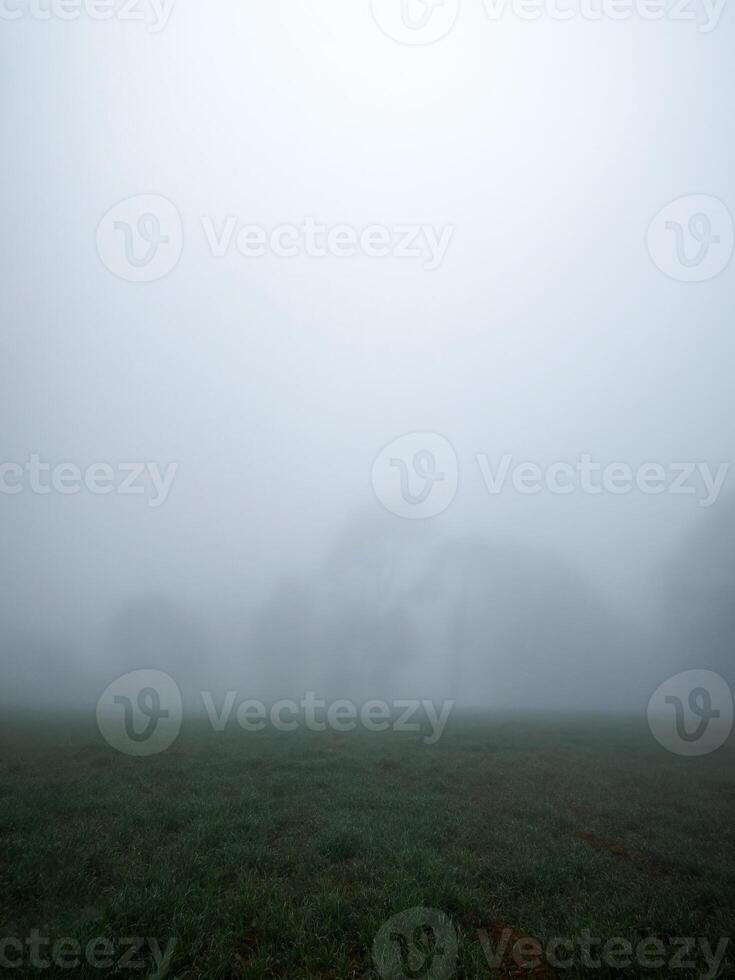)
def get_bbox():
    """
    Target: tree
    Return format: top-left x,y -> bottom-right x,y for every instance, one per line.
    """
104,594 -> 206,703
249,575 -> 314,701
661,495 -> 735,682
316,512 -> 430,701
413,536 -> 646,710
